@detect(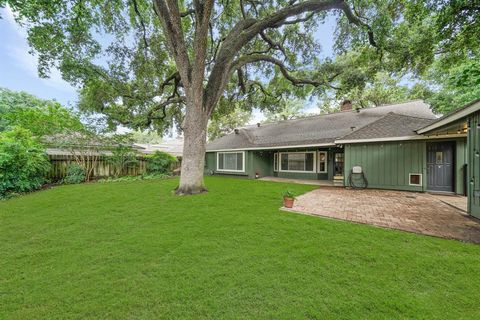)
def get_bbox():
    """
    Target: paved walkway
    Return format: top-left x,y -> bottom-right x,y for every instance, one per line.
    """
429,193 -> 468,212
287,188 -> 480,244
